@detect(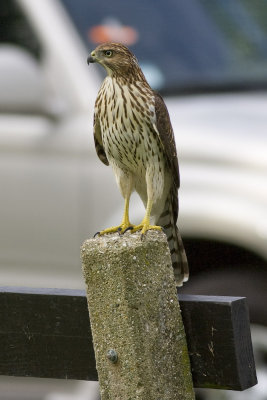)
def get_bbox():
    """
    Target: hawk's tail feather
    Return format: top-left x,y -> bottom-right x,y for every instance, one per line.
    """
156,196 -> 189,286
